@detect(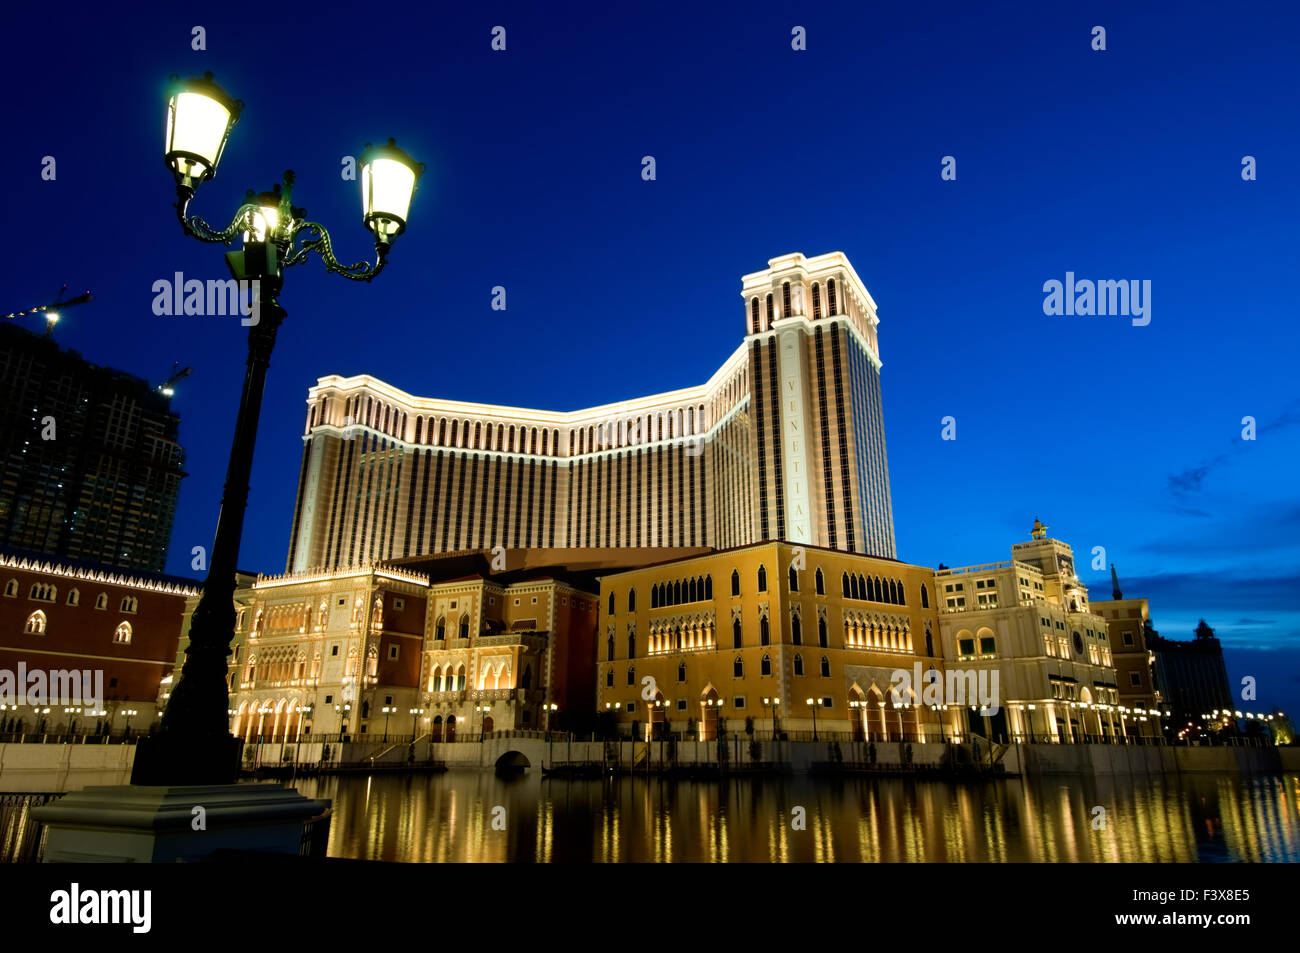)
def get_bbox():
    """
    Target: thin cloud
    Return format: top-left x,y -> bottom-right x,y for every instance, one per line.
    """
1165,399 -> 1300,502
